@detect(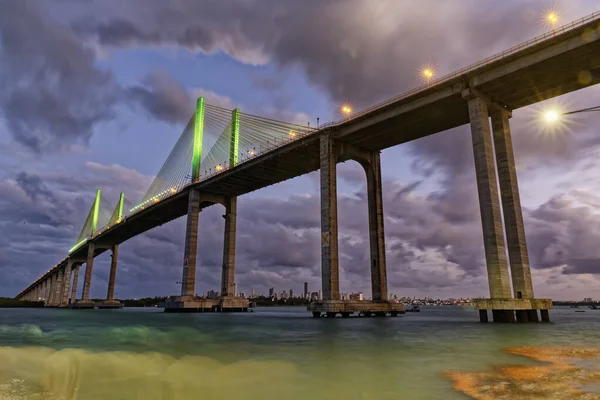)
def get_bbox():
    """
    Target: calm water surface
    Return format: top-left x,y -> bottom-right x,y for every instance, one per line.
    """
0,306 -> 598,399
